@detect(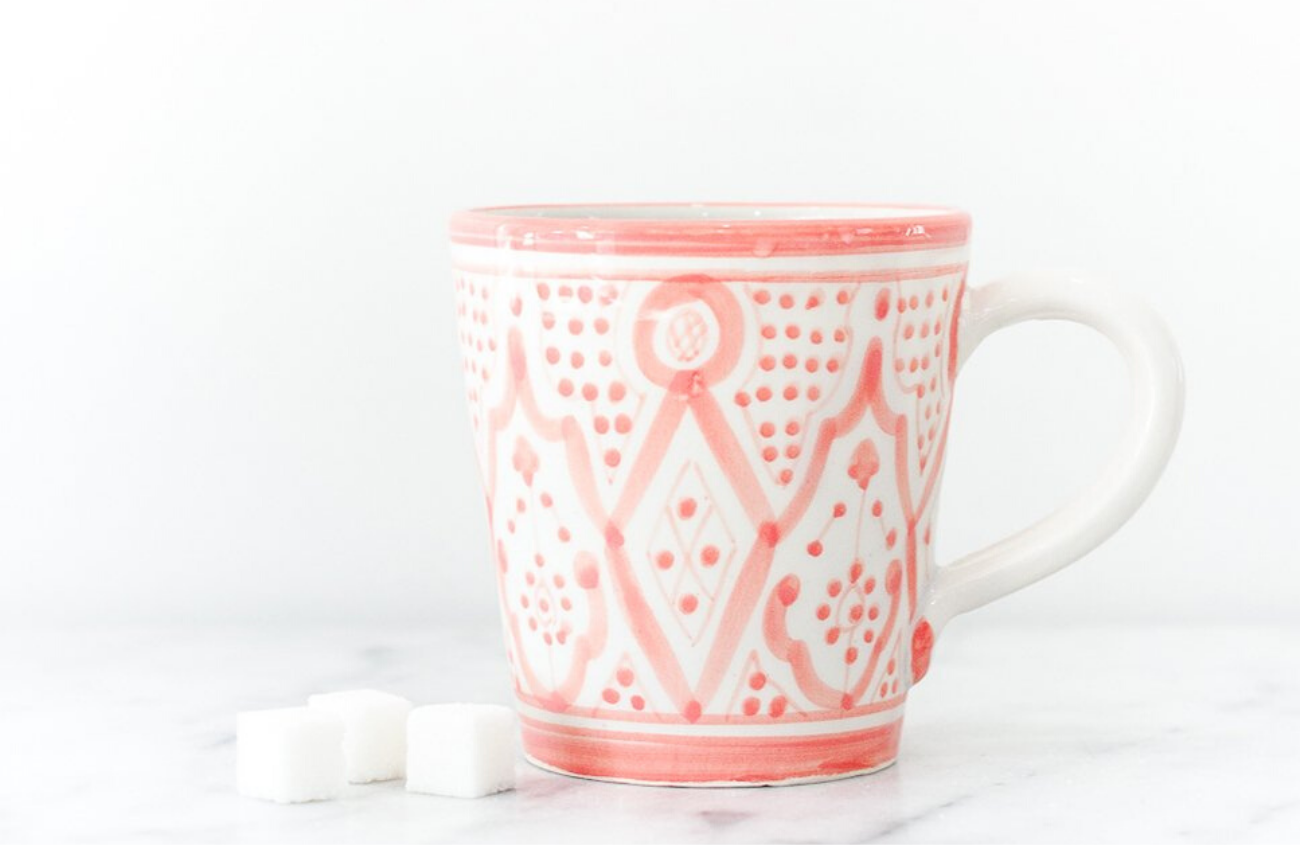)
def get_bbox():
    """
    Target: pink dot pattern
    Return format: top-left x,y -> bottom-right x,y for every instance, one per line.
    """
533,281 -> 641,481
454,273 -> 498,452
892,280 -> 954,473
736,284 -> 854,487
726,652 -> 798,720
598,654 -> 655,714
